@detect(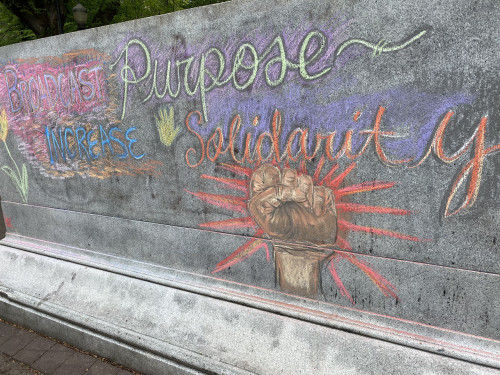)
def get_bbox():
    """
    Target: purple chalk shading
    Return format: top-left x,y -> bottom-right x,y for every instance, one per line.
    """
109,17 -> 473,163
111,14 -> 353,113
195,84 -> 473,161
